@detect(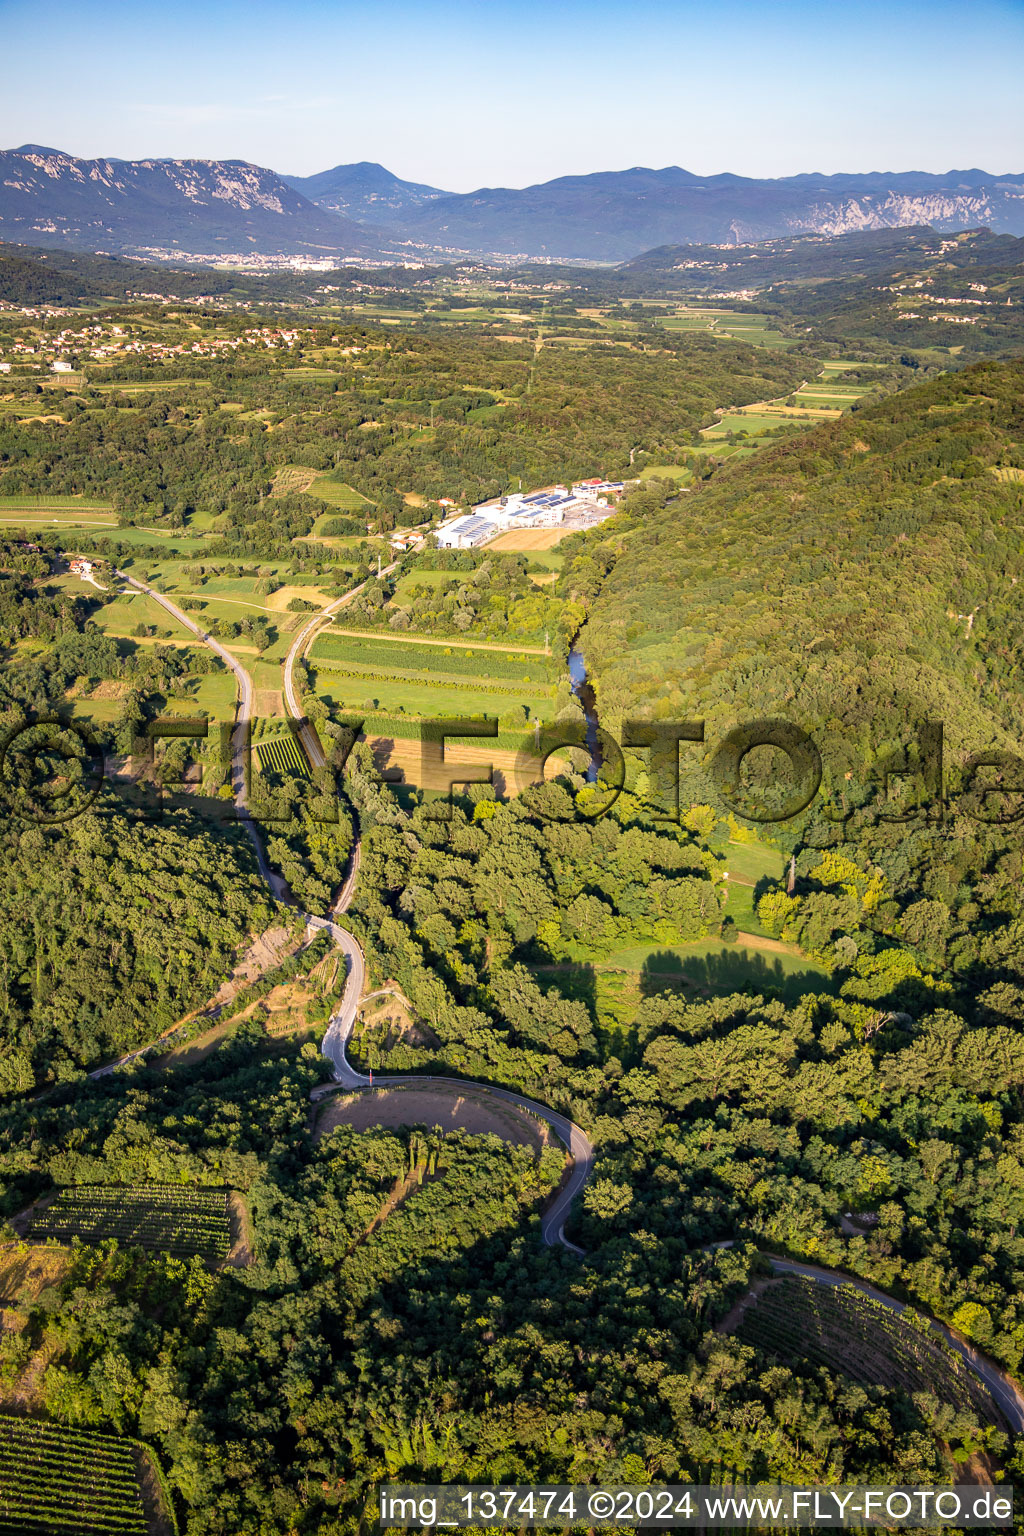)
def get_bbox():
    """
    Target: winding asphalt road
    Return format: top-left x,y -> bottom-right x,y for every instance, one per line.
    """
98,572 -> 1024,1394
113,568 -> 594,1252
282,561 -> 399,770
116,570 -> 288,898
316,967 -> 592,1254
